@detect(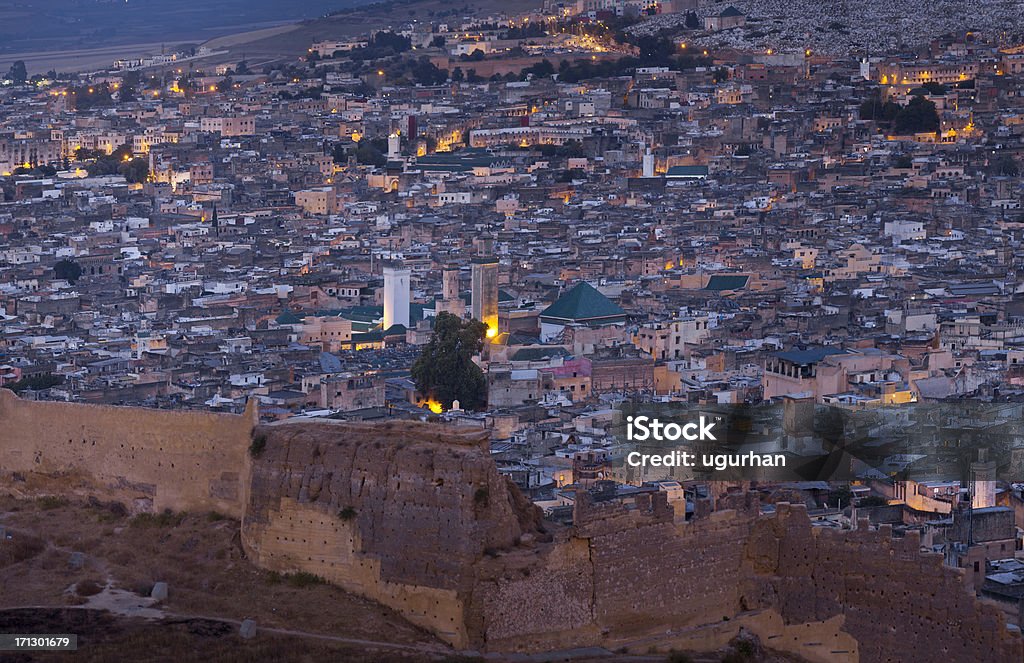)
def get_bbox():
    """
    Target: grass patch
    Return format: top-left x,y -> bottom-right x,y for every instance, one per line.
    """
286,571 -> 325,588
266,571 -> 326,588
129,510 -> 186,529
0,532 -> 45,568
37,496 -> 69,510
